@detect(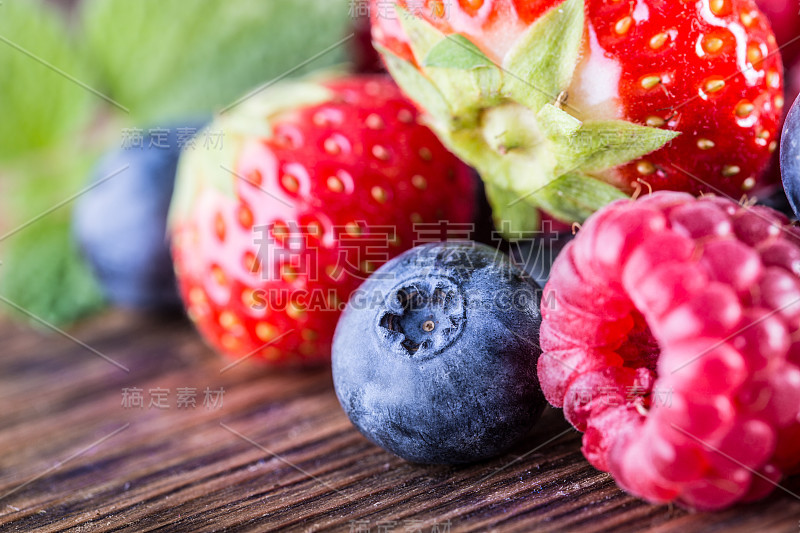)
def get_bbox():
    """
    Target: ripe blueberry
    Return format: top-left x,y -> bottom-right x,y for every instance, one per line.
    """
781,94 -> 800,219
73,121 -> 204,309
332,242 -> 545,464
